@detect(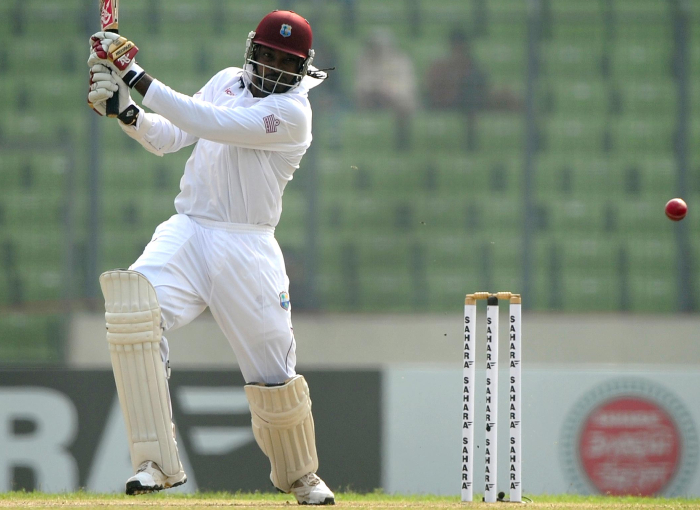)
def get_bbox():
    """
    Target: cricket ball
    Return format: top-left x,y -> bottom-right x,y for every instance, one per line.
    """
665,198 -> 687,221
